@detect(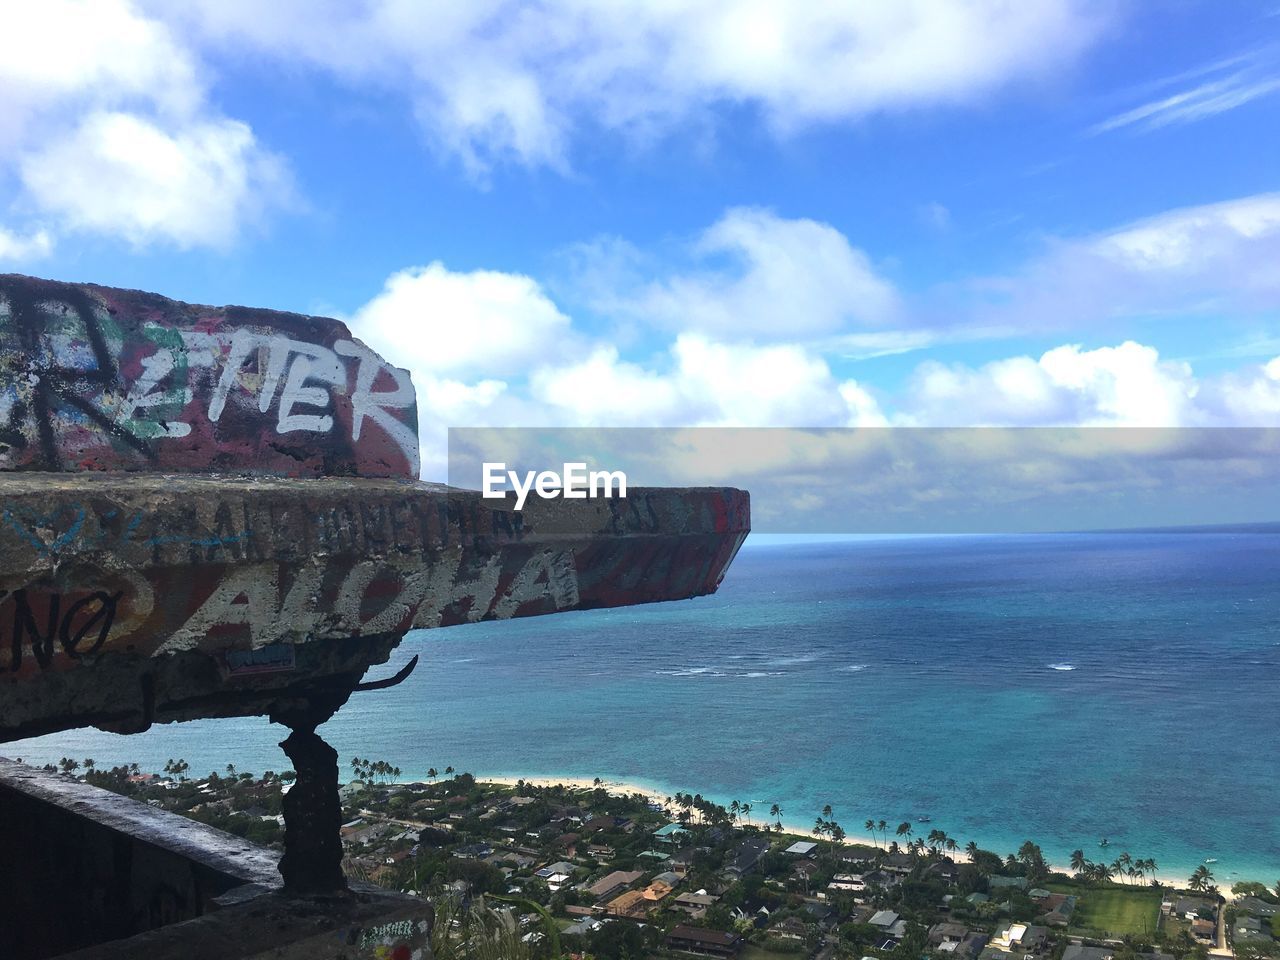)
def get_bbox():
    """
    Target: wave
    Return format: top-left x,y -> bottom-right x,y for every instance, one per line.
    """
1048,662 -> 1076,671
655,667 -> 727,678
767,653 -> 819,666
840,664 -> 870,672
740,671 -> 786,678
